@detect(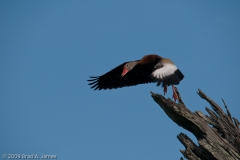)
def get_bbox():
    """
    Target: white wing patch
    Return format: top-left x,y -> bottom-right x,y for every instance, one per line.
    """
151,63 -> 177,80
